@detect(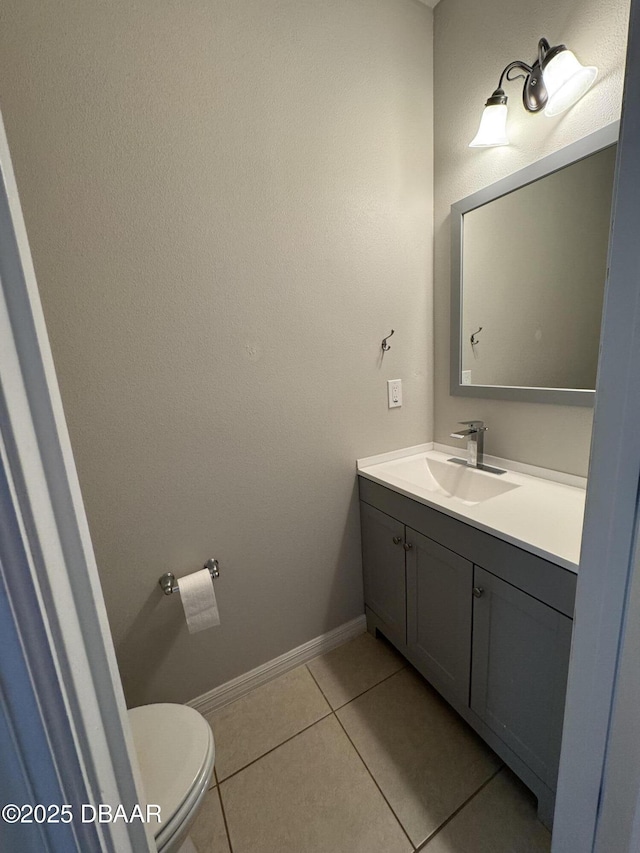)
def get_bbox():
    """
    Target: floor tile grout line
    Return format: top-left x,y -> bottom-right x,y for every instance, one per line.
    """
279,663 -> 413,847
414,765 -> 505,851
214,772 -> 235,853
213,661 -> 408,784
208,642 -> 404,784
207,764 -> 217,792
210,646 -> 408,836
331,710 -> 416,850
304,663 -> 332,706
213,658 -> 408,848
305,660 -> 407,713
215,710 -> 334,785
207,641 -> 514,852
333,663 -> 408,711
